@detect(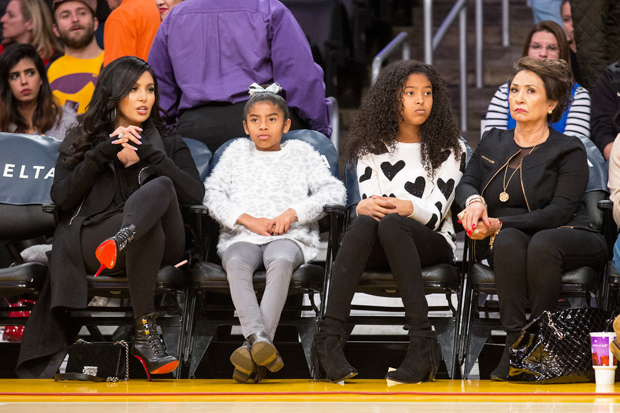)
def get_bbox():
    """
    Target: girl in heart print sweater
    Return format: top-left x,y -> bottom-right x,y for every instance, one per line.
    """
312,60 -> 466,385
357,137 -> 467,252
